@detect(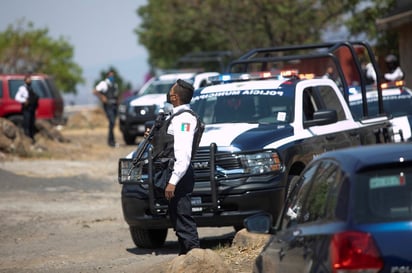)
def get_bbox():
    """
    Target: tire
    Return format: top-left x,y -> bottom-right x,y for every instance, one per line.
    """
233,225 -> 244,232
123,132 -> 136,145
129,226 -> 168,249
8,115 -> 23,128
